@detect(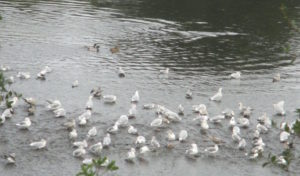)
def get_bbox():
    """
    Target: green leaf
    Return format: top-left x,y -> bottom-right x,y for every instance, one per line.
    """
271,156 -> 277,163
284,124 -> 290,133
262,162 -> 270,167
